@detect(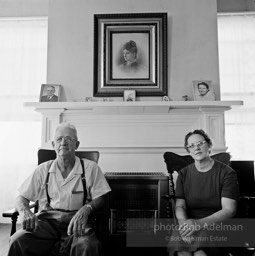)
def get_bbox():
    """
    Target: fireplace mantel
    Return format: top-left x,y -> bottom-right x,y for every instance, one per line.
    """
24,100 -> 242,172
24,100 -> 242,114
